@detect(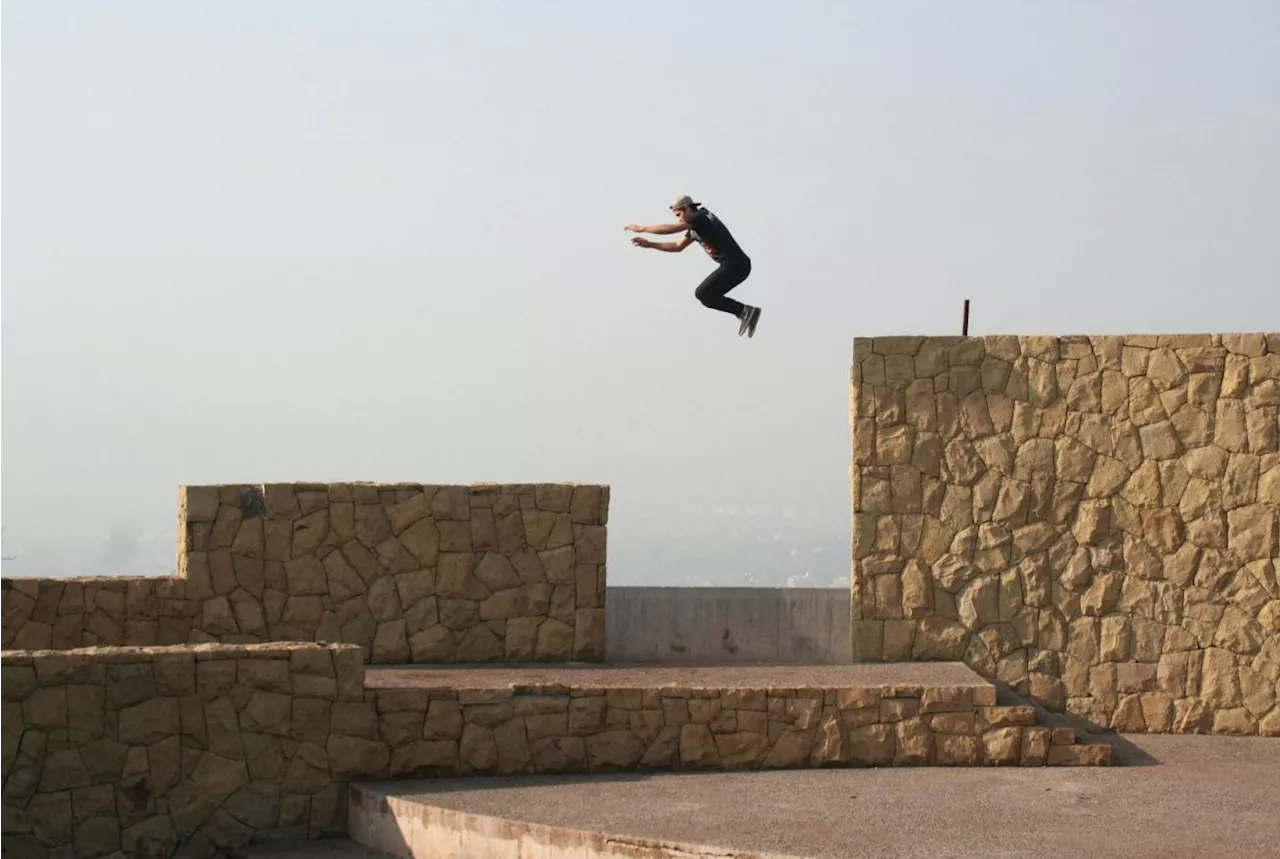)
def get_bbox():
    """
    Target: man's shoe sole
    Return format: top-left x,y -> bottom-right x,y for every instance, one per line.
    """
747,308 -> 762,338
